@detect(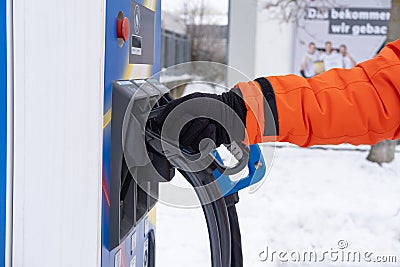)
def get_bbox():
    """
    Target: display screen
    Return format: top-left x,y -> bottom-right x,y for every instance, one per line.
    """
131,34 -> 142,55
